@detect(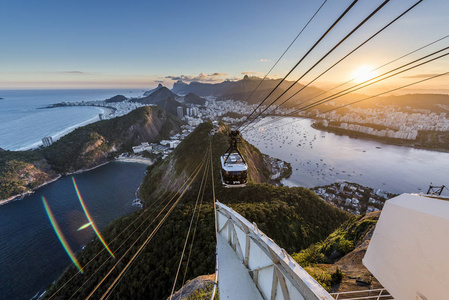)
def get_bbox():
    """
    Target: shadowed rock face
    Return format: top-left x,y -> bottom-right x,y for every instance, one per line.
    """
170,274 -> 215,300
135,87 -> 183,115
137,87 -> 177,105
184,93 -> 206,106
143,83 -> 164,96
